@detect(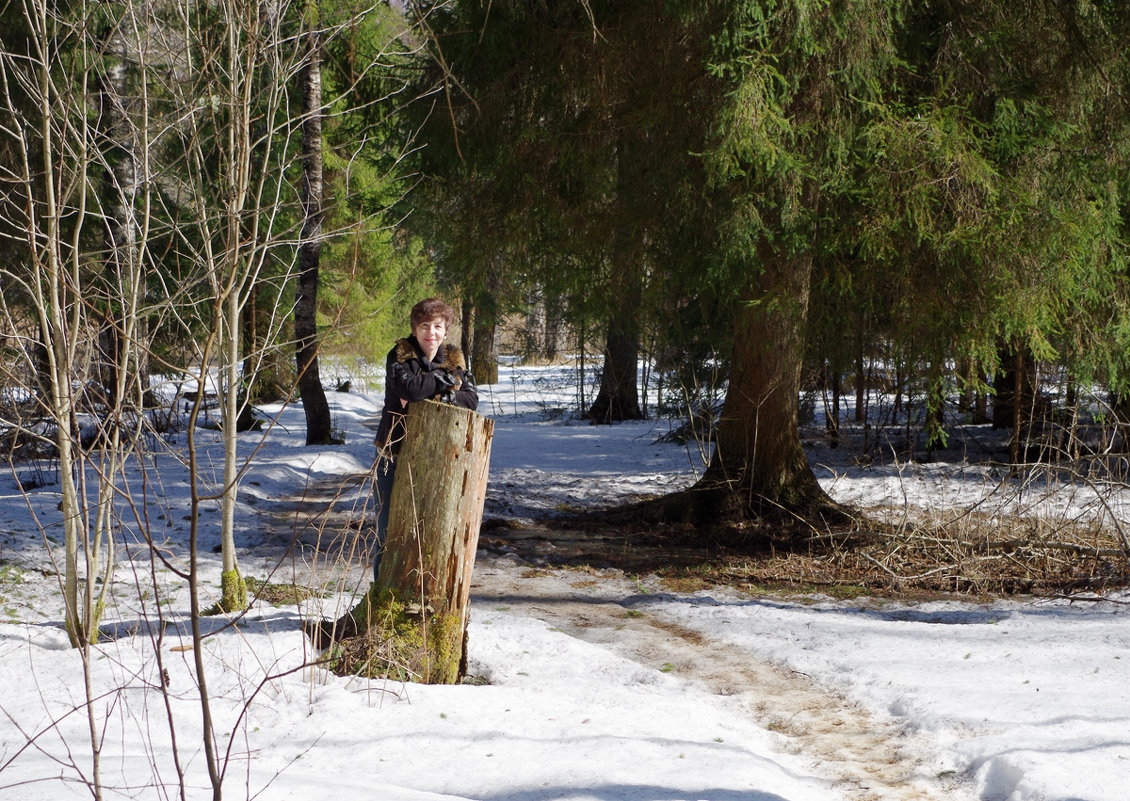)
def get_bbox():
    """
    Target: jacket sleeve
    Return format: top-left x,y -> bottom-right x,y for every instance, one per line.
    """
389,355 -> 451,402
